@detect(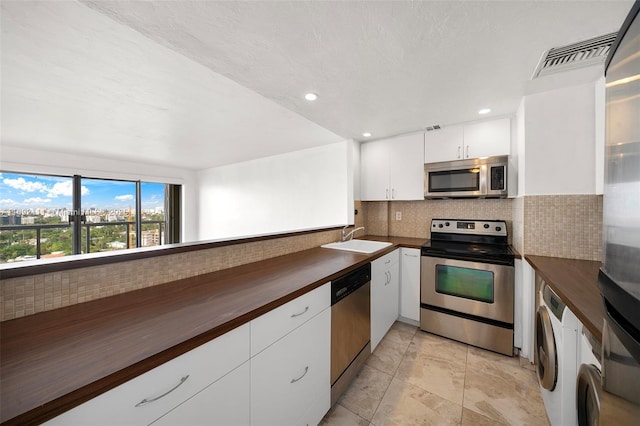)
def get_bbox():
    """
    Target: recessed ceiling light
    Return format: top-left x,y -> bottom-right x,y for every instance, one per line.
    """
362,132 -> 372,137
478,108 -> 491,115
304,93 -> 318,101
